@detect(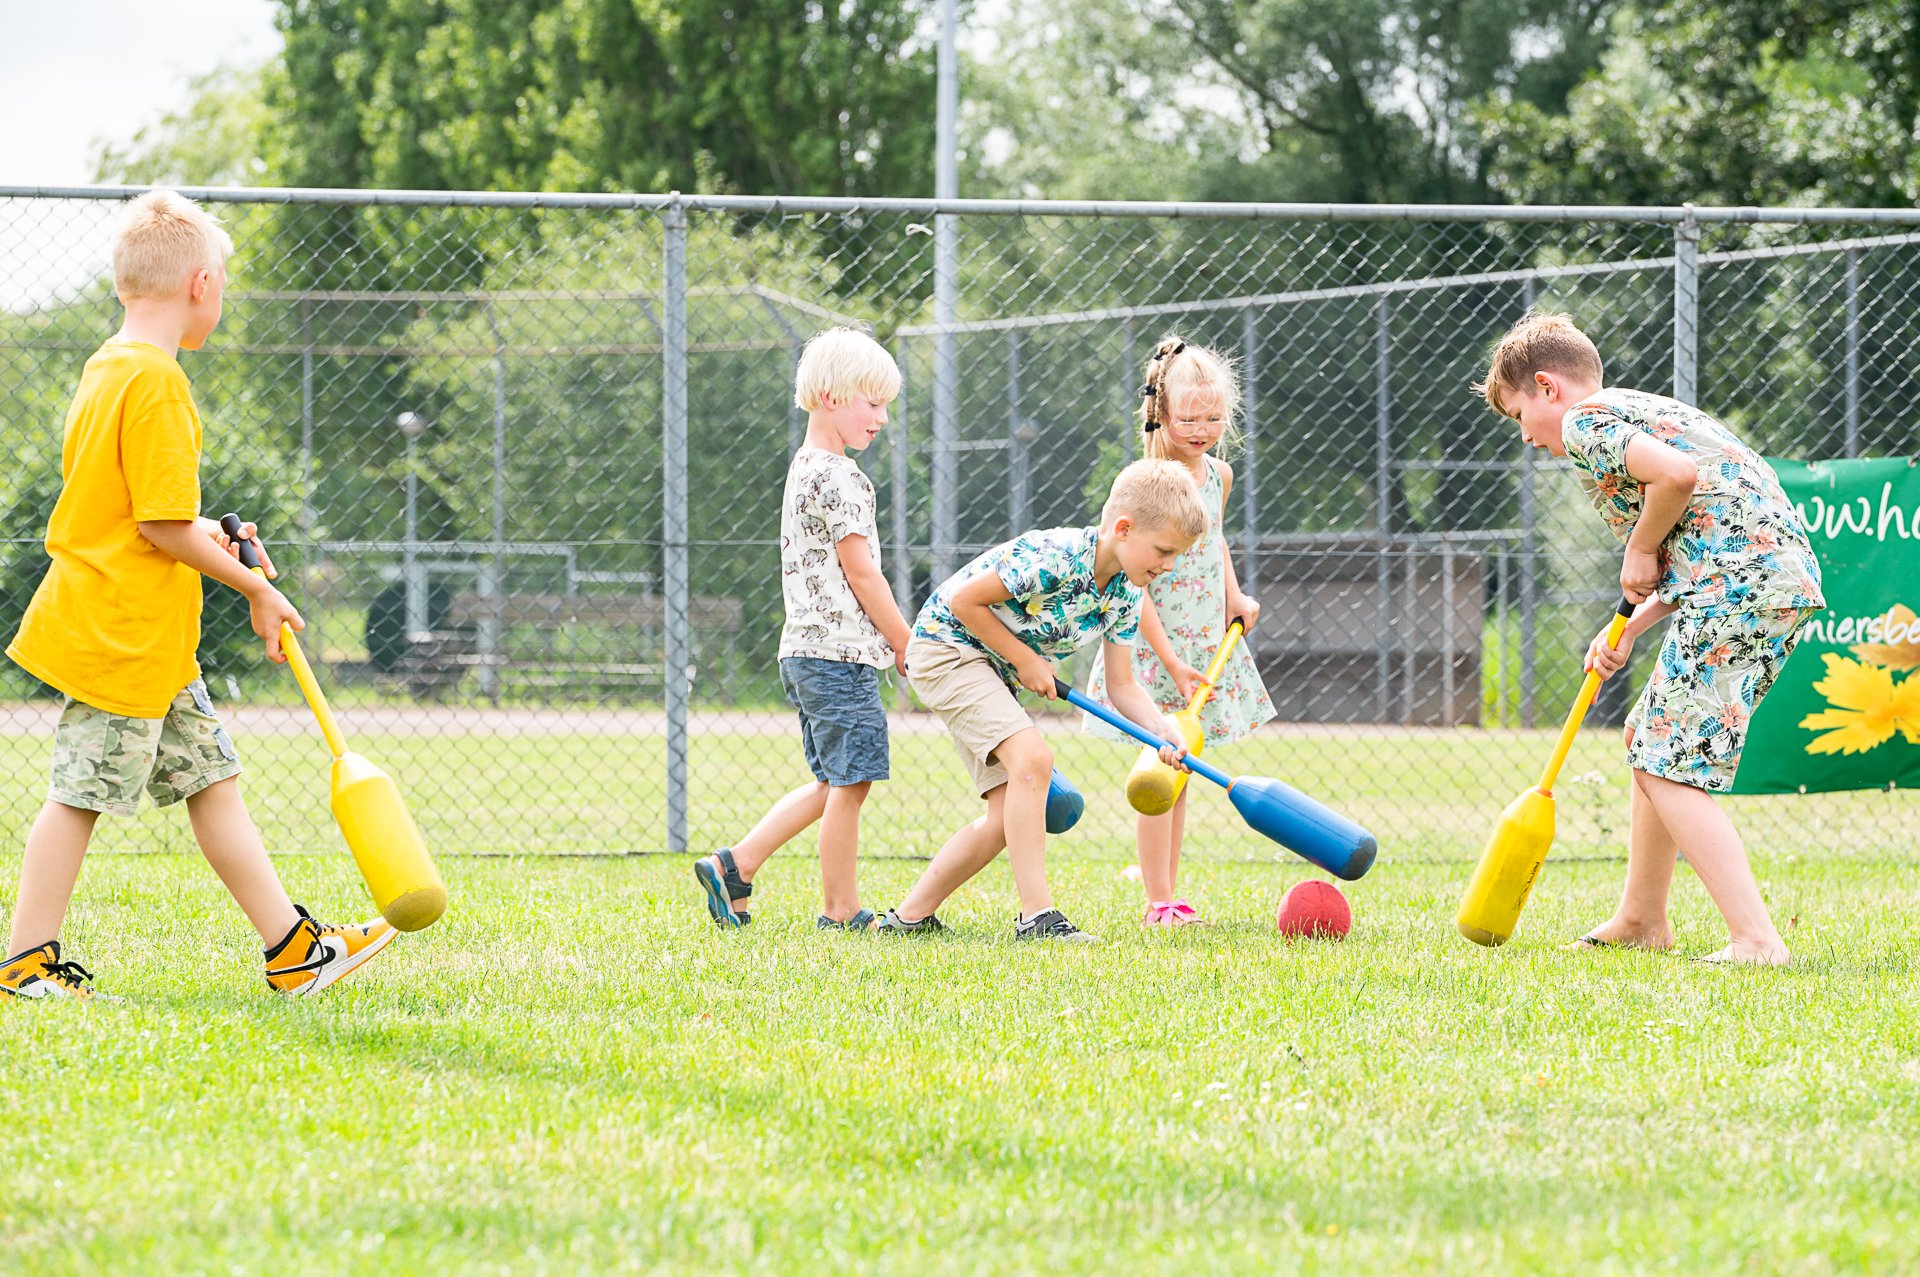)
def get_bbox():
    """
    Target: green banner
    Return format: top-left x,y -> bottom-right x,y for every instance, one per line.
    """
1731,456 -> 1920,795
